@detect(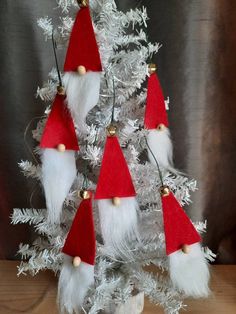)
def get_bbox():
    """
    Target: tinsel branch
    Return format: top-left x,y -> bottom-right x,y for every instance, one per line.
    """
56,0 -> 77,13
132,269 -> 184,314
18,161 -> 41,180
11,208 -> 46,225
37,17 -> 53,40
